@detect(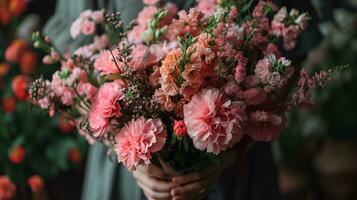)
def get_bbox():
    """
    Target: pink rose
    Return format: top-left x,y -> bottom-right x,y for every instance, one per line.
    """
115,117 -> 167,171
